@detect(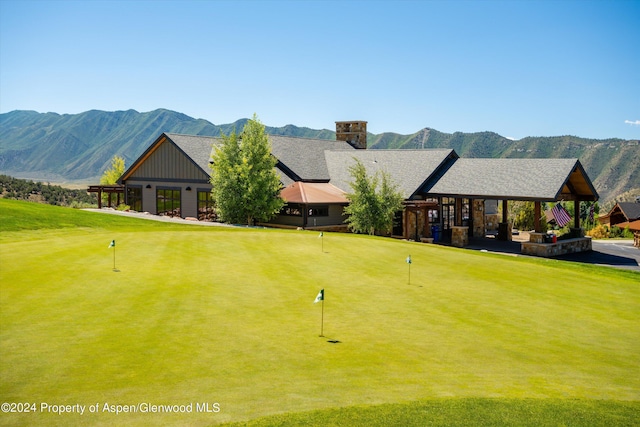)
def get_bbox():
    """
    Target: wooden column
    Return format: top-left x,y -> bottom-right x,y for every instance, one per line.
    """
574,200 -> 580,229
502,200 -> 508,223
534,201 -> 542,233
